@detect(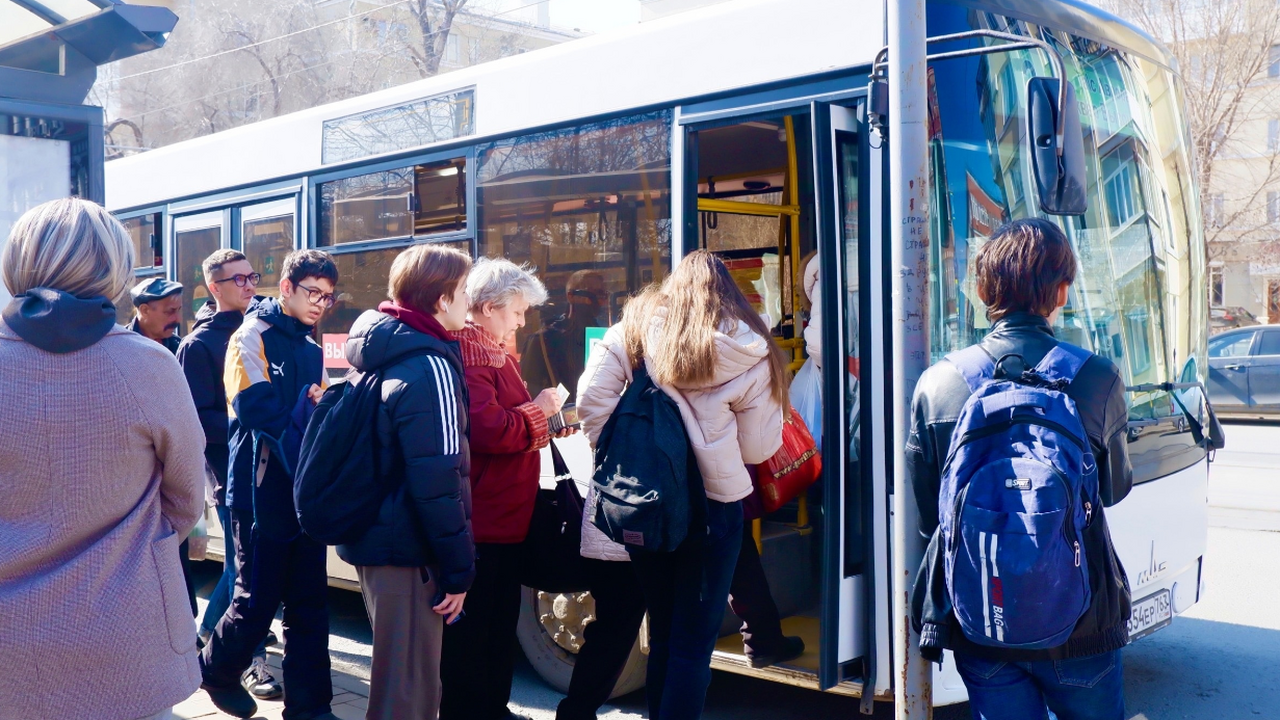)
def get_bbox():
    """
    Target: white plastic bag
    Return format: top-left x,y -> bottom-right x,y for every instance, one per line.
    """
790,358 -> 823,452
